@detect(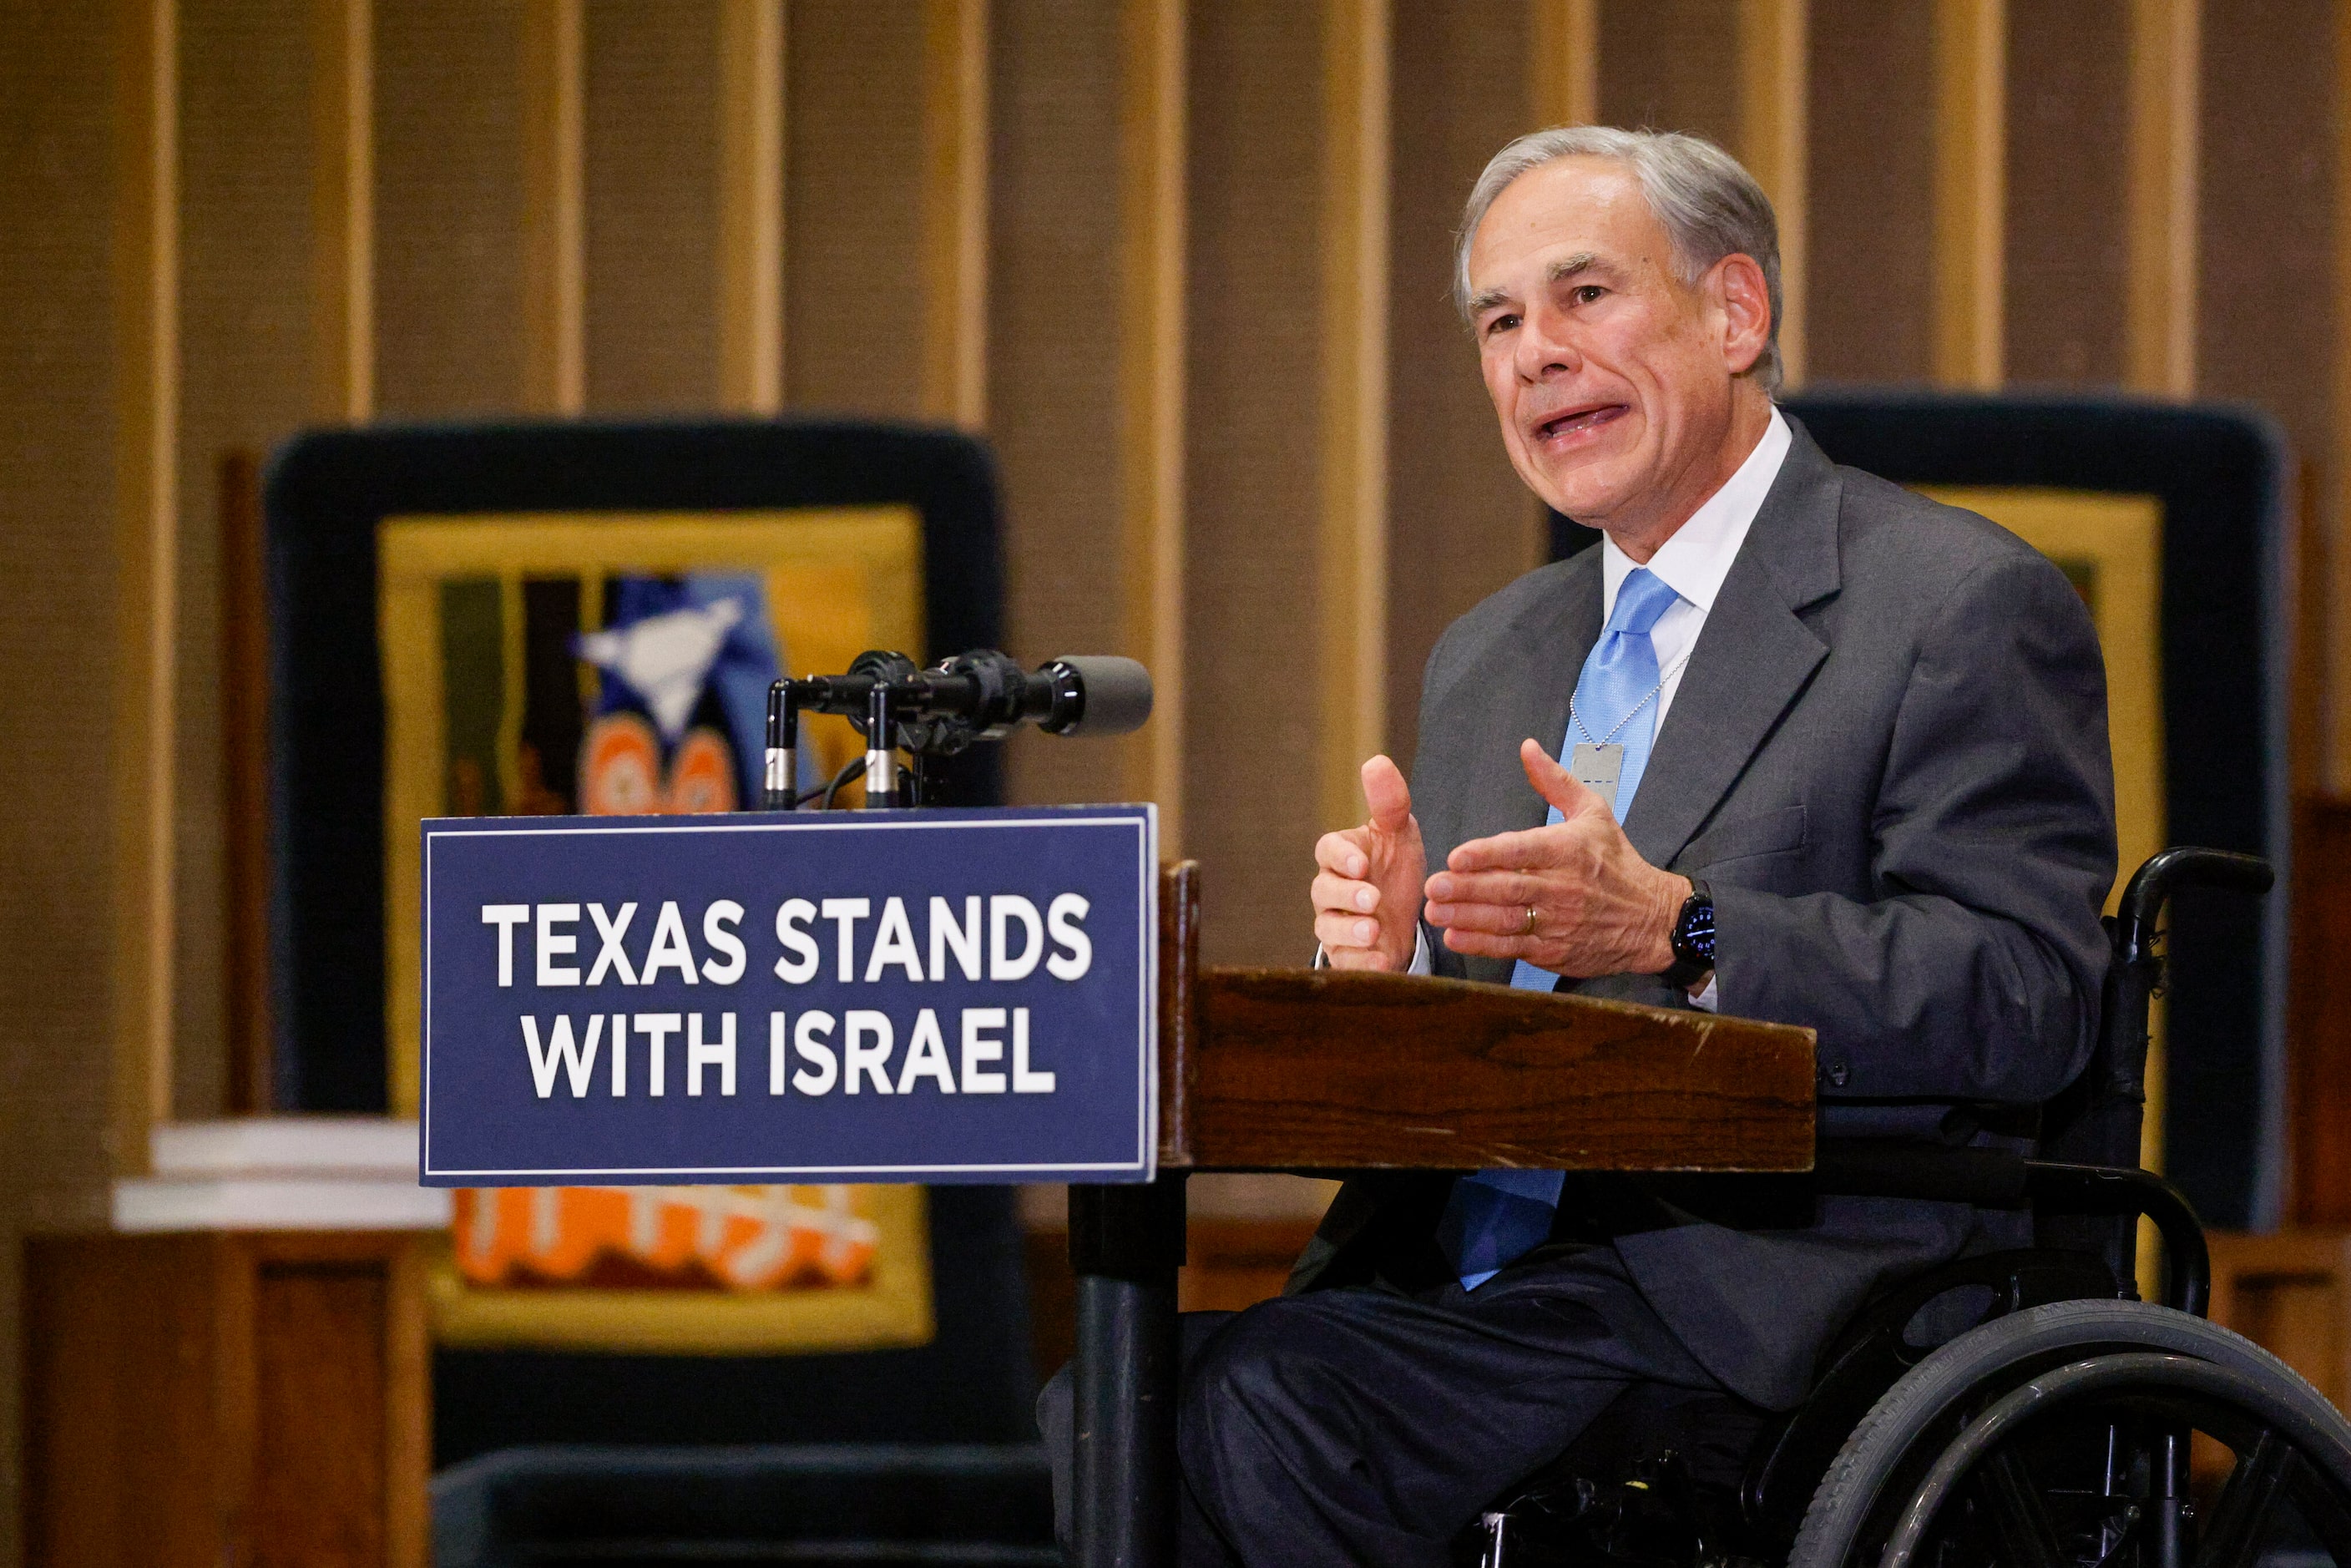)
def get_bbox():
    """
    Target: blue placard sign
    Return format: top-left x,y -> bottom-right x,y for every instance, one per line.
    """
419,805 -> 1157,1186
